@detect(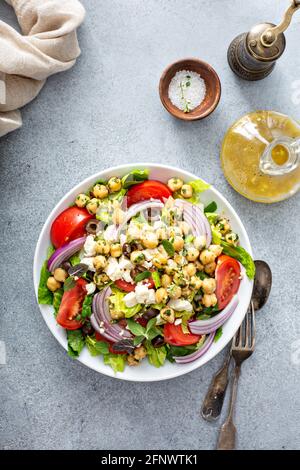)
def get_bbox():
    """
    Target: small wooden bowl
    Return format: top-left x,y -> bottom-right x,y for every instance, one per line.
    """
159,58 -> 221,121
